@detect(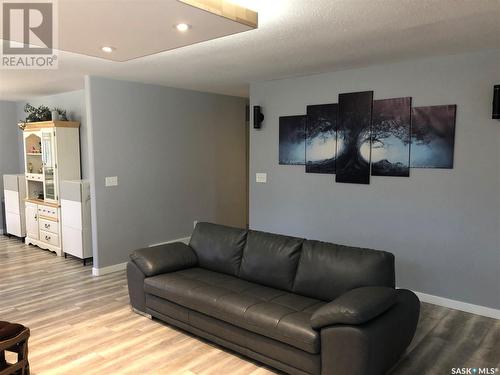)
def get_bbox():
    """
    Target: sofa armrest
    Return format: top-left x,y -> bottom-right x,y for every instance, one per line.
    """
130,242 -> 198,277
320,289 -> 420,375
310,286 -> 397,329
127,261 -> 147,312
